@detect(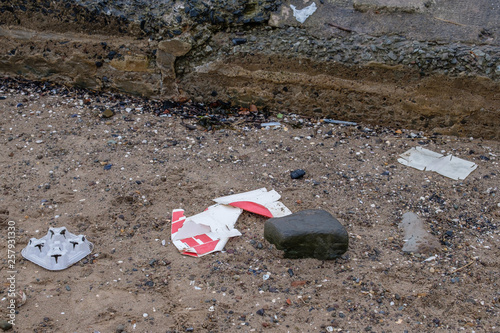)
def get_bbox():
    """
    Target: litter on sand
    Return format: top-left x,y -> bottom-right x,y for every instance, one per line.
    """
290,2 -> 317,24
398,147 -> 478,180
323,119 -> 358,126
21,227 -> 94,271
213,188 -> 292,218
171,188 -> 291,257
260,122 -> 281,129
171,205 -> 243,257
